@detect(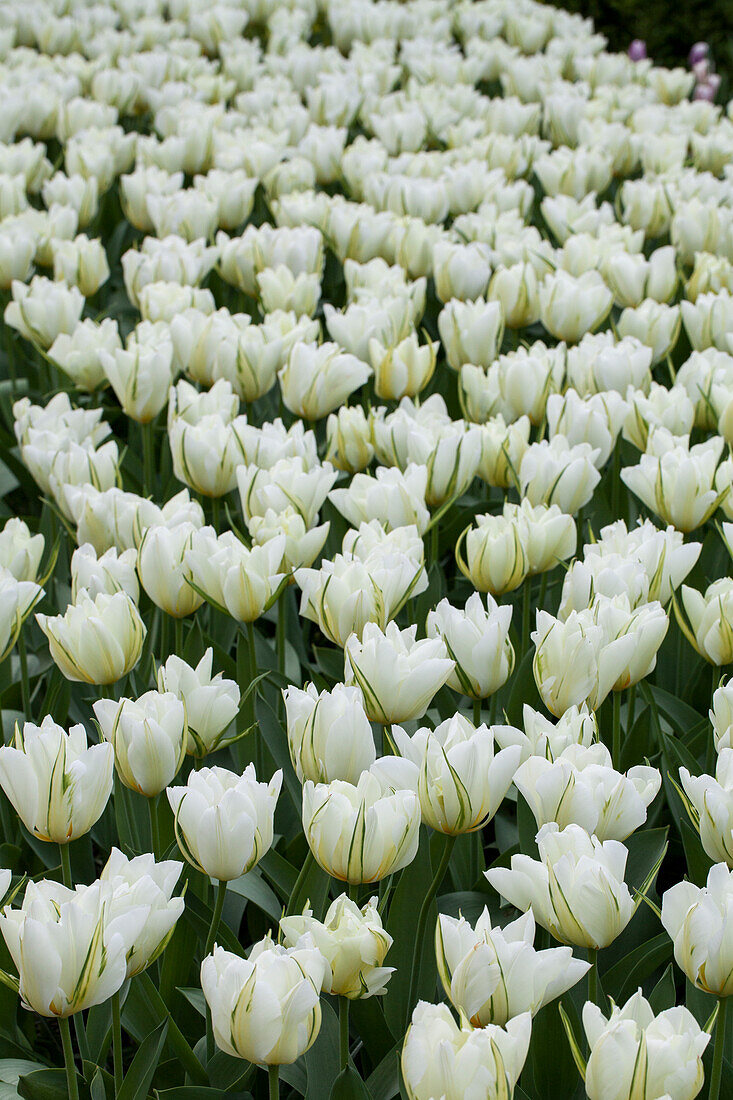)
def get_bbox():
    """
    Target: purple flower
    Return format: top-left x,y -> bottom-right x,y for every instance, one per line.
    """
688,41 -> 710,66
628,39 -> 647,61
693,74 -> 721,101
